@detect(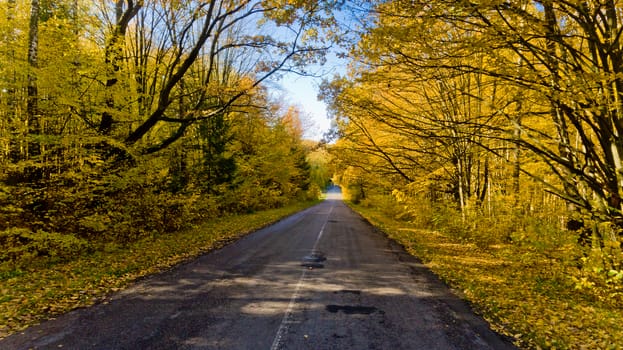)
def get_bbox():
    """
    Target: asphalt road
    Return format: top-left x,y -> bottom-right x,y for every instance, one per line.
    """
1,192 -> 516,349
